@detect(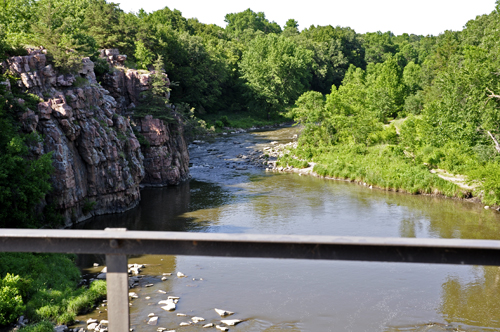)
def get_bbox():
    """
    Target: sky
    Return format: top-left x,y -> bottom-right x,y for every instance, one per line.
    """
114,0 -> 497,36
